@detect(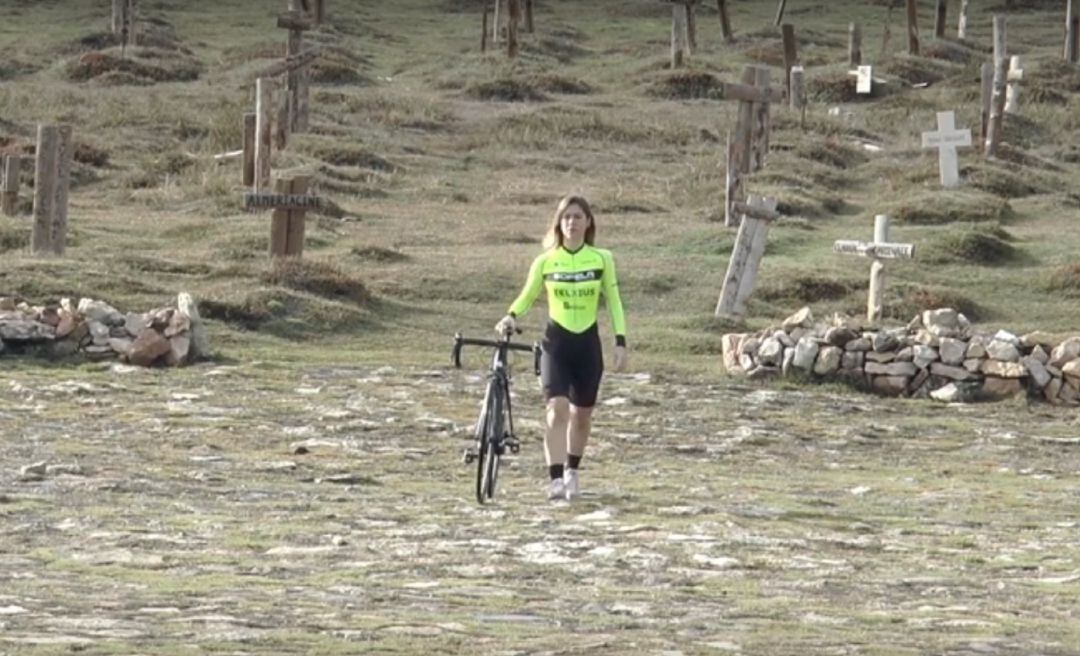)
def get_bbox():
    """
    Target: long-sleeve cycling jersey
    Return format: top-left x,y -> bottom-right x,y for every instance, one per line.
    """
507,244 -> 627,345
